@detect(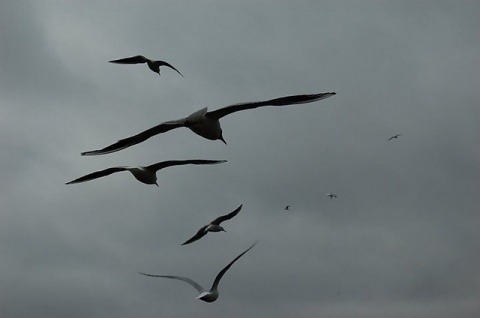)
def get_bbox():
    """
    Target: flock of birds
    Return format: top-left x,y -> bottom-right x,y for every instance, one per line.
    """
66,55 -> 402,303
